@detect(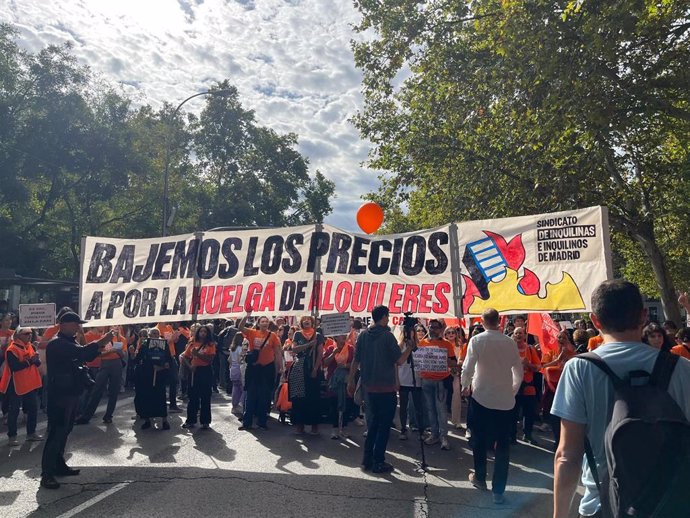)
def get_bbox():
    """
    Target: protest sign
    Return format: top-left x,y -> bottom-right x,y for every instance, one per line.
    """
319,313 -> 351,337
79,206 -> 612,326
19,303 -> 56,328
457,206 -> 612,315
412,347 -> 448,373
